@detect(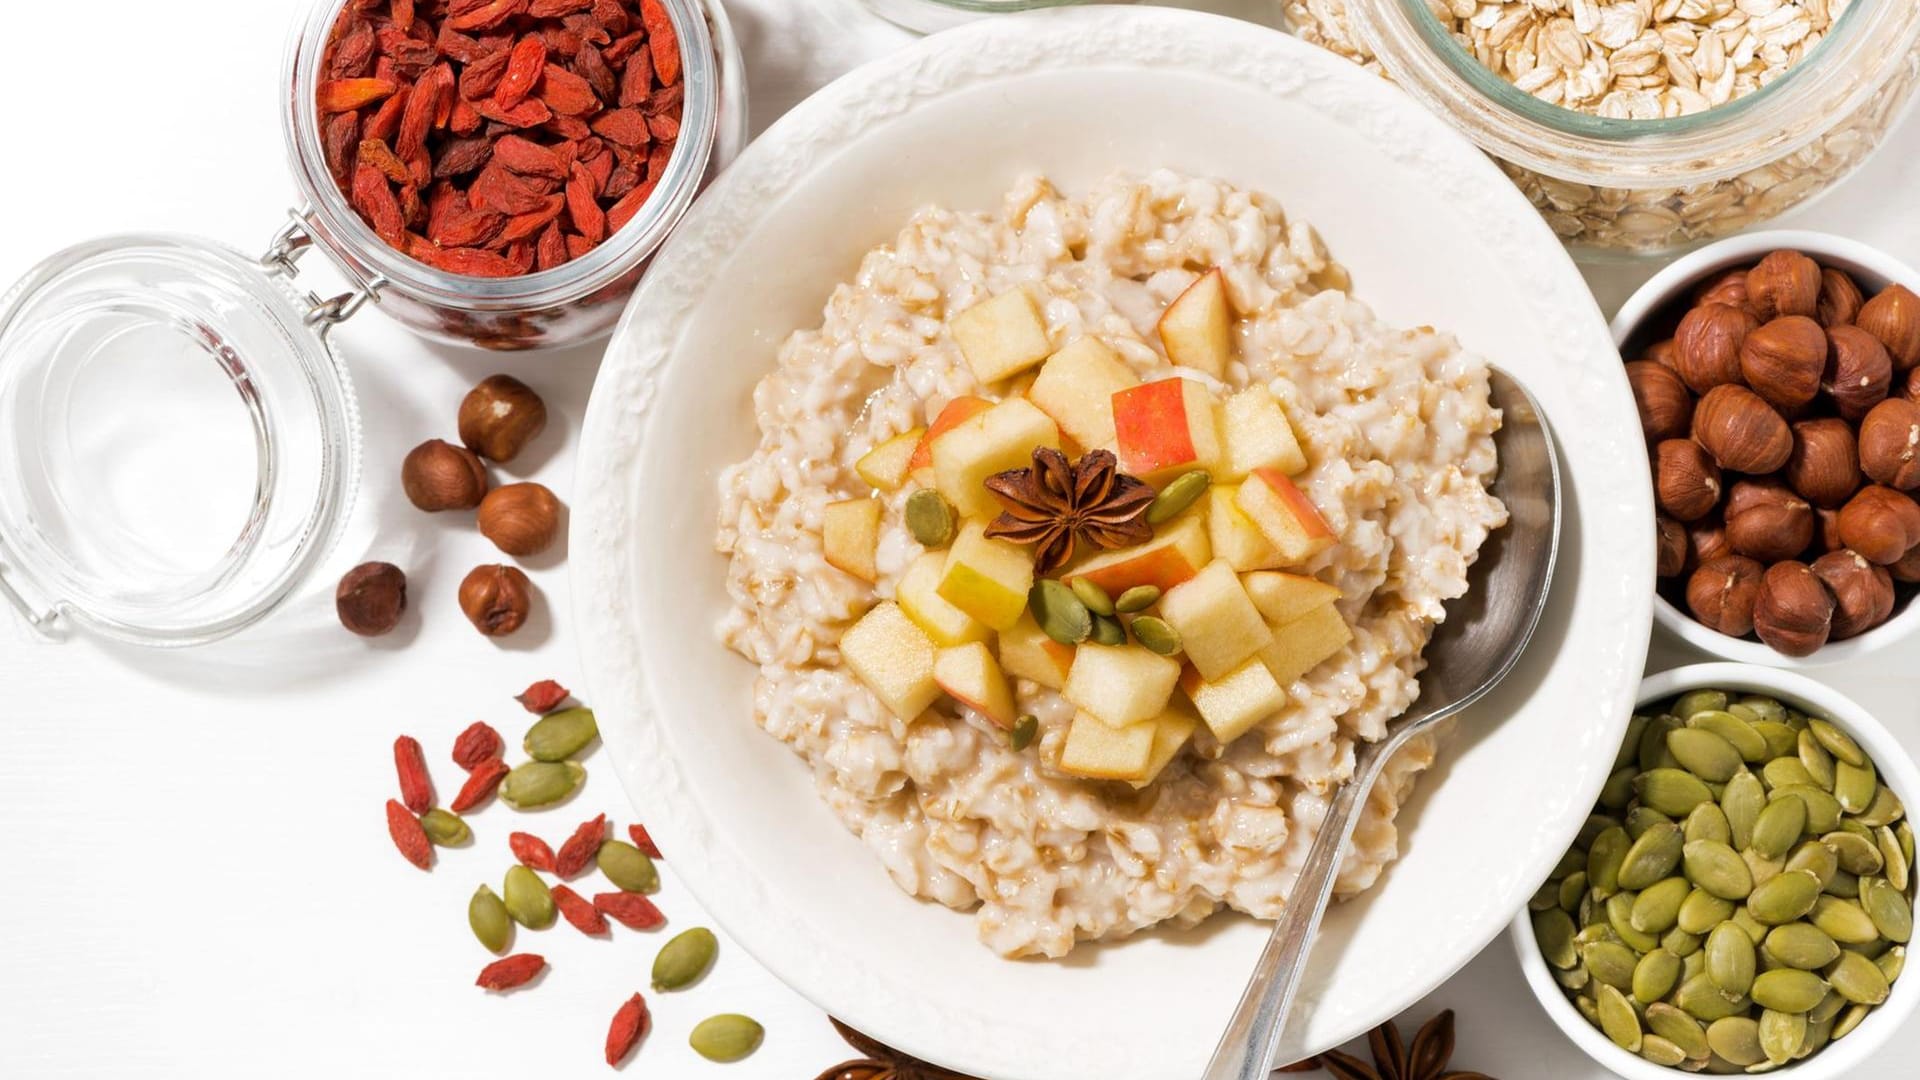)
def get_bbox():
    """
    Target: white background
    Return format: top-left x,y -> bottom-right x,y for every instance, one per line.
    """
2,0 -> 1918,1076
